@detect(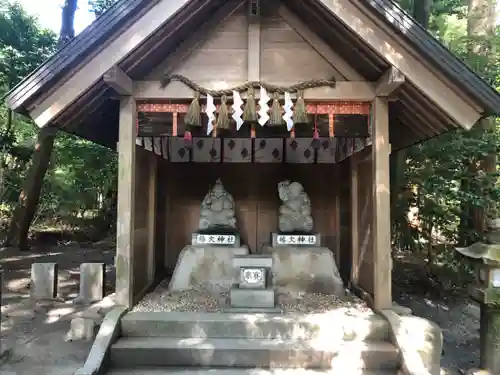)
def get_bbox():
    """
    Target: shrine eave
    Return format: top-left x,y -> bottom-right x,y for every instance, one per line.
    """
3,0 -> 500,150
